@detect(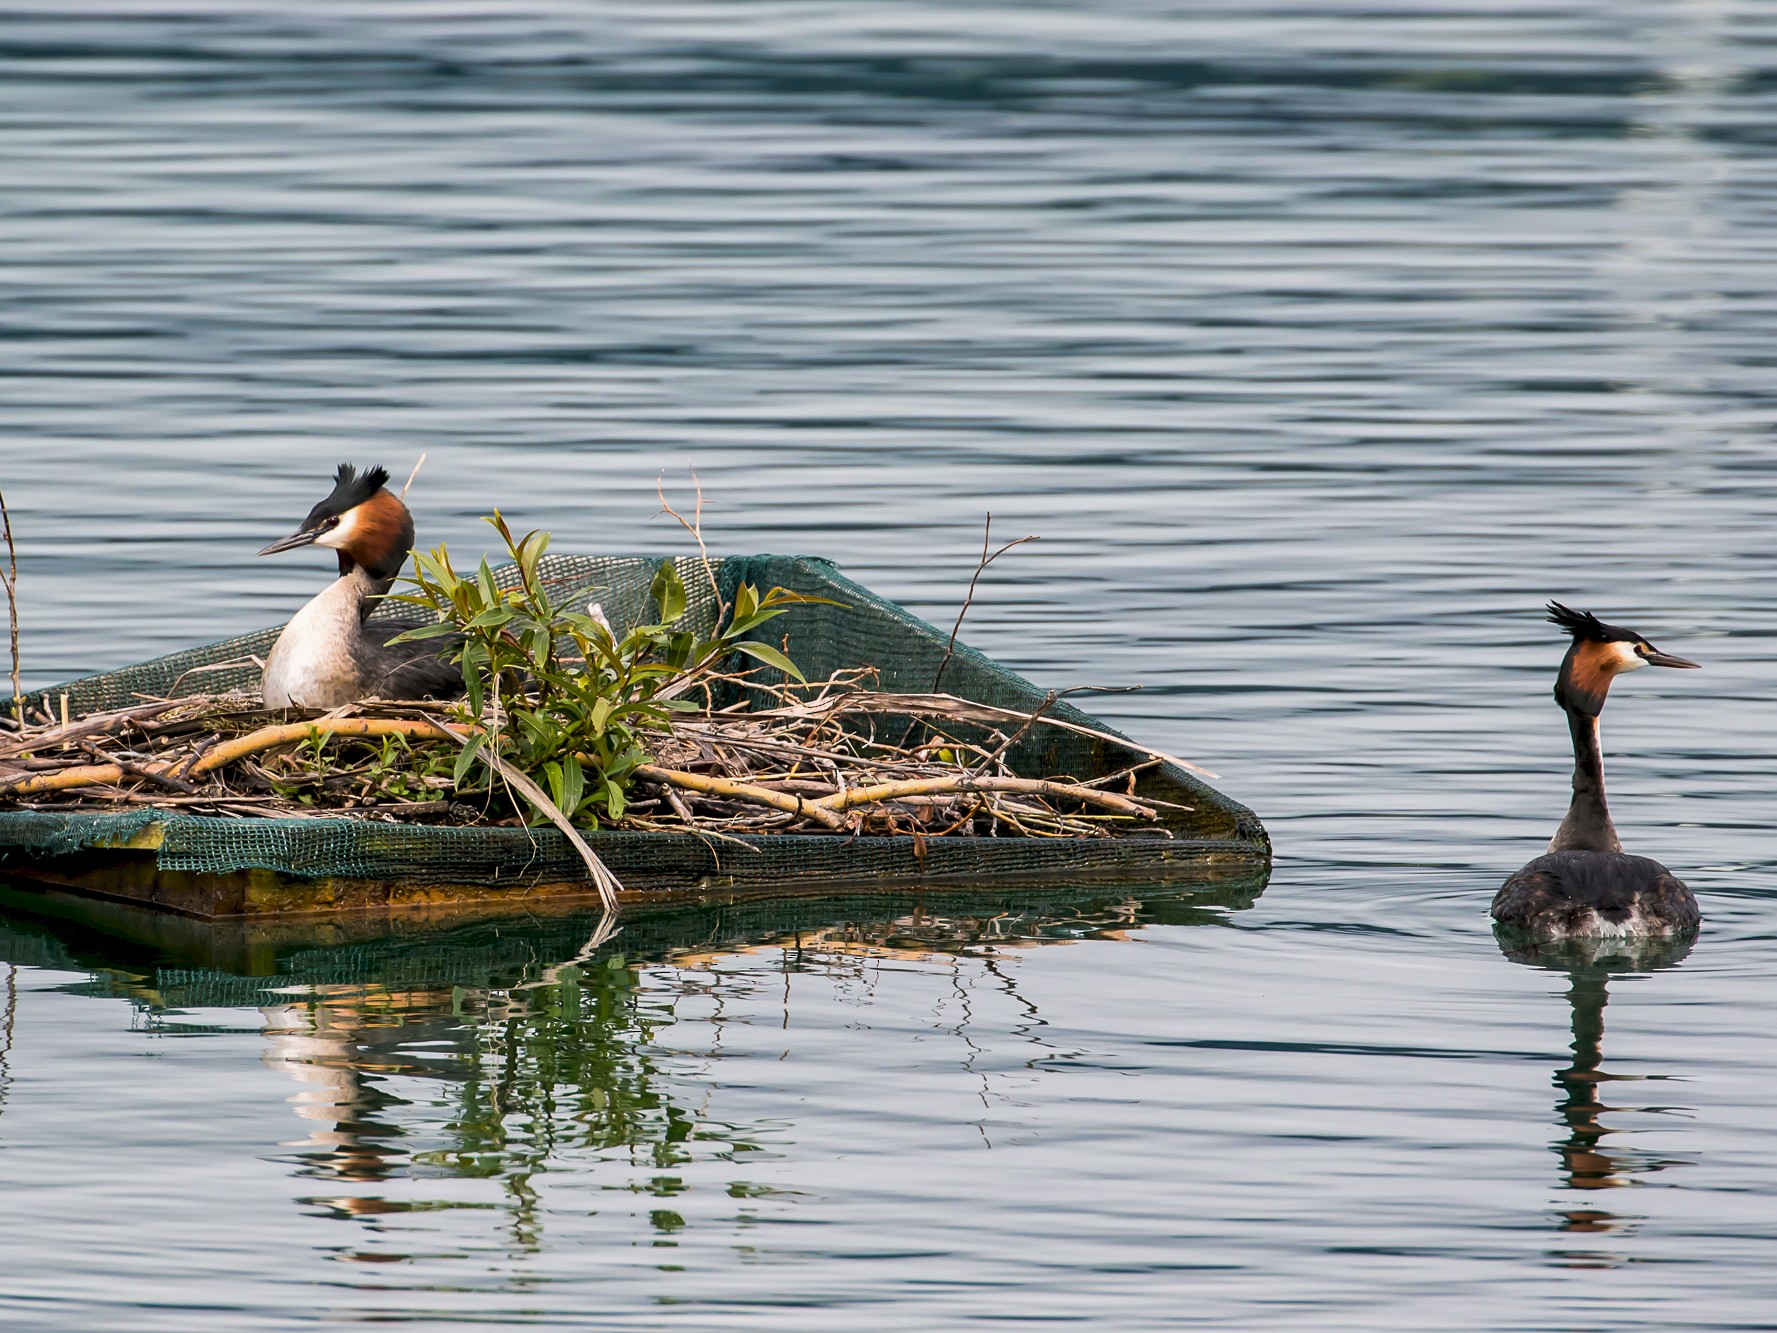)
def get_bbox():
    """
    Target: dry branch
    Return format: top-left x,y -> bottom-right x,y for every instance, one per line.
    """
815,774 -> 1159,819
0,488 -> 19,721
932,513 -> 1037,694
189,717 -> 465,775
634,763 -> 847,831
